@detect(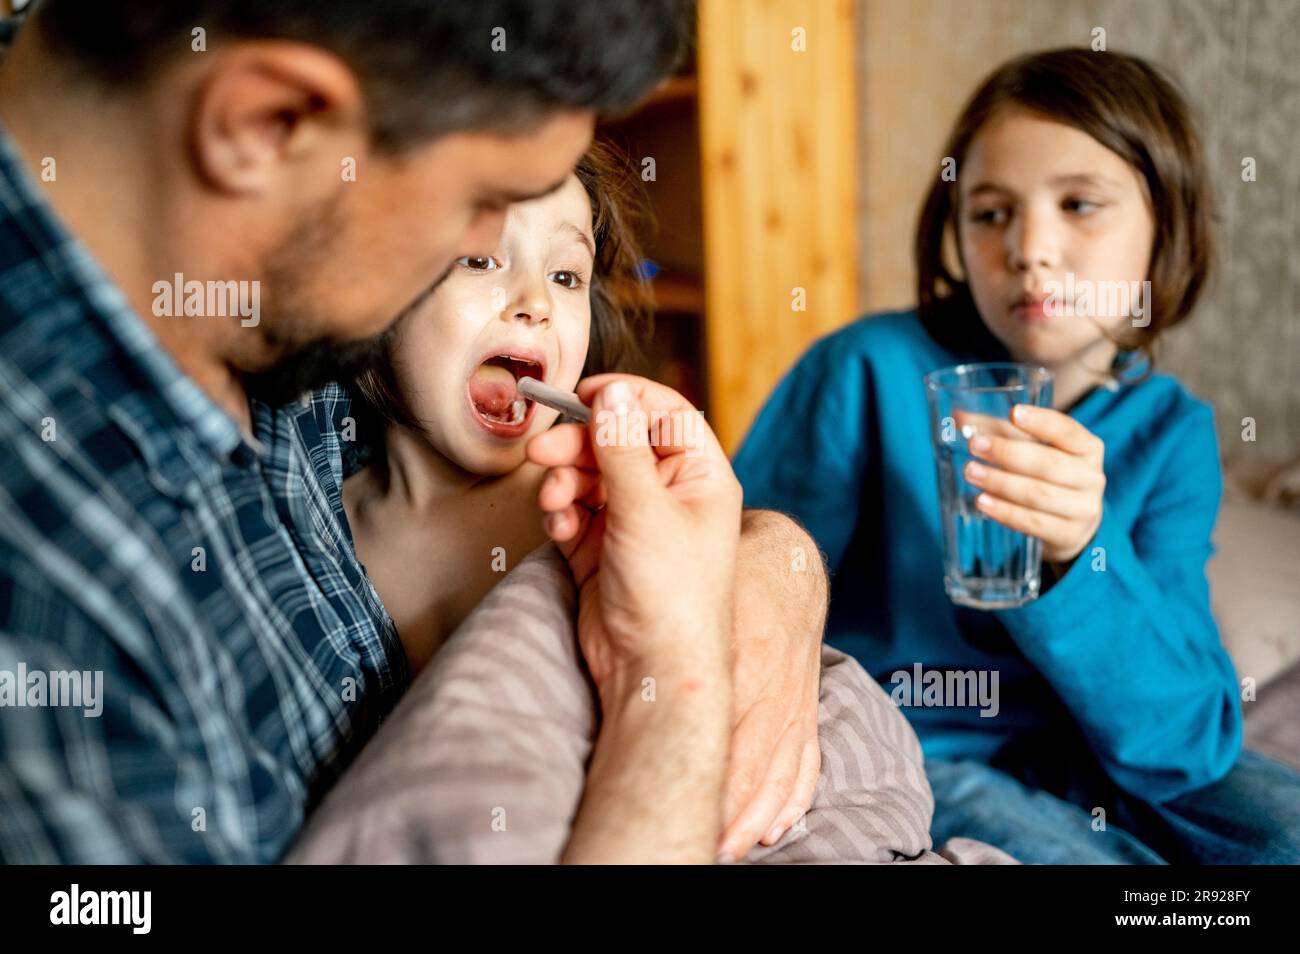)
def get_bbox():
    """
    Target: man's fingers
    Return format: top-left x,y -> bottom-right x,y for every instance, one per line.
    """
550,505 -> 602,584
1009,403 -> 1104,459
717,724 -> 802,862
586,379 -> 667,505
577,373 -> 698,420
538,466 -> 603,514
543,504 -> 585,545
767,738 -> 820,844
578,373 -> 726,465
530,375 -> 726,469
526,422 -> 597,470
720,706 -> 769,824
